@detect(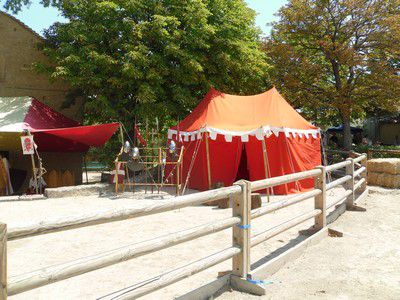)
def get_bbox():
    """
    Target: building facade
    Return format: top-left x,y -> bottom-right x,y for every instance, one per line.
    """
0,12 -> 84,191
